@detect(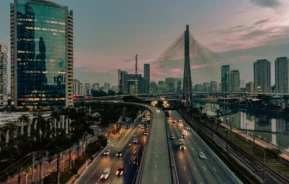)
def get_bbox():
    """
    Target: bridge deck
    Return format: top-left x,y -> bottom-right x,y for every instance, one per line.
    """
140,107 -> 172,184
